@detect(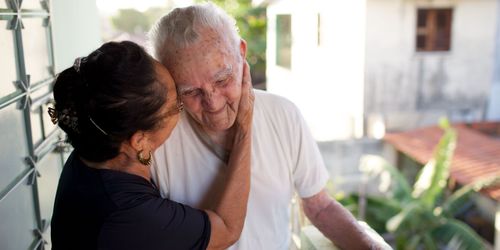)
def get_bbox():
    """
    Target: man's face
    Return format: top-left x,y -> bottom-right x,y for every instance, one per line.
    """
166,31 -> 245,133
